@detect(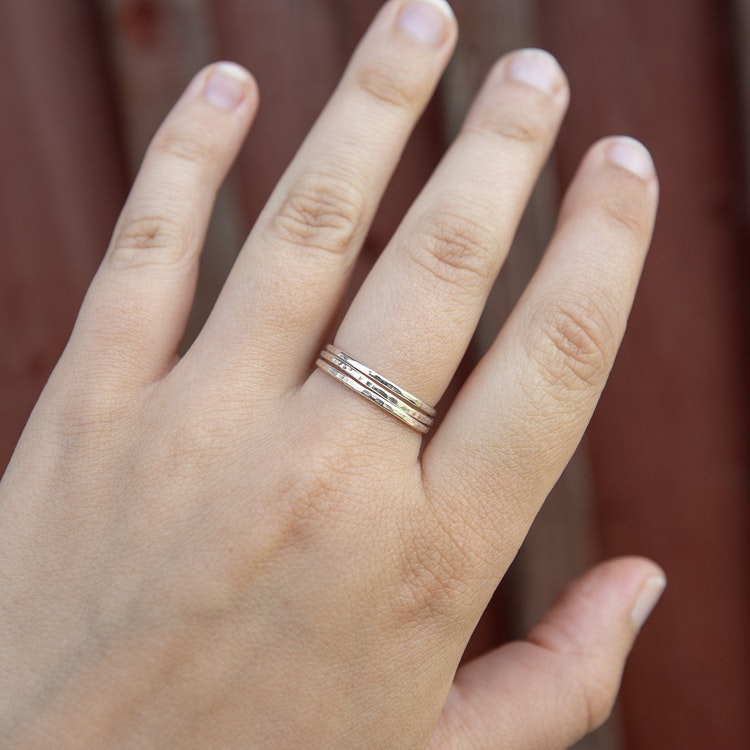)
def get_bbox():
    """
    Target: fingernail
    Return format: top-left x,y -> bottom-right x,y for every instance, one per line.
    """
631,575 -> 666,630
203,62 -> 251,111
607,137 -> 656,180
398,0 -> 454,48
506,49 -> 564,95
